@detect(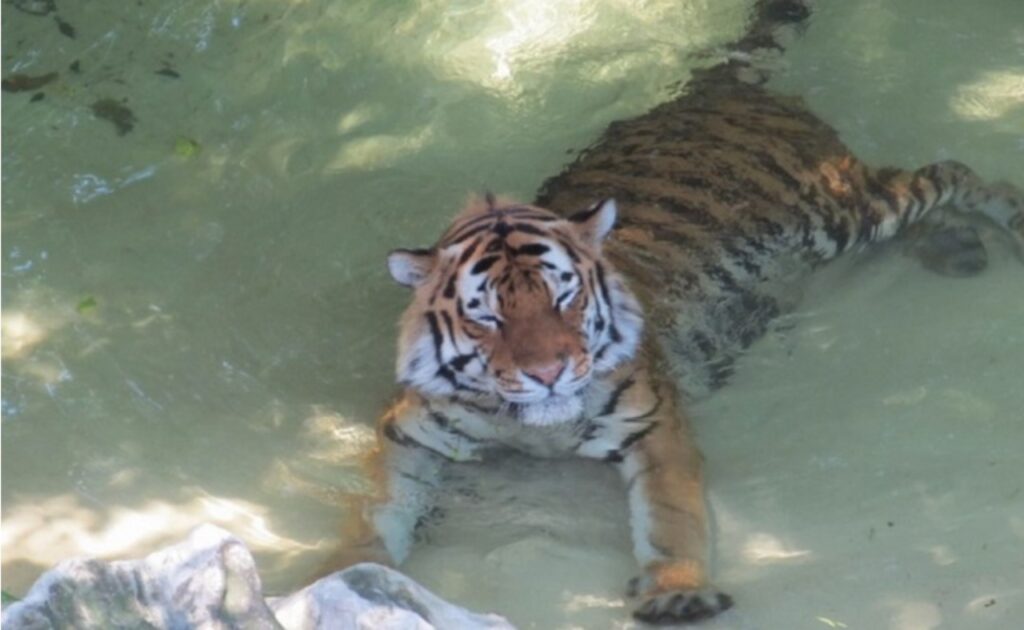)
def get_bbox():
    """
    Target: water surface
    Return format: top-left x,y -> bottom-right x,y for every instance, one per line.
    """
3,1 -> 1023,628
